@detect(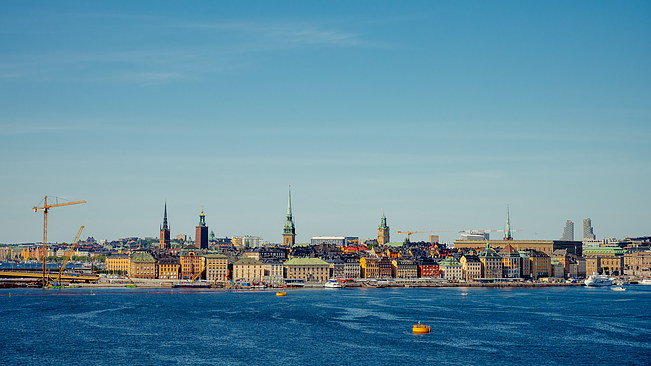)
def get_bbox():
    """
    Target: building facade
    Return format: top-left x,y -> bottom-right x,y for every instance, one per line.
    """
460,255 -> 482,282
157,256 -> 180,280
477,243 -> 503,279
205,253 -> 229,282
283,258 -> 330,283
129,252 -> 156,279
233,258 -> 264,282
